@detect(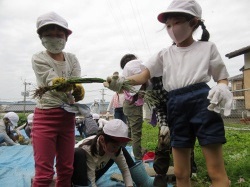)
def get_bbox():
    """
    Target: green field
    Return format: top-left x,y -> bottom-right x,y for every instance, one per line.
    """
141,122 -> 250,187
